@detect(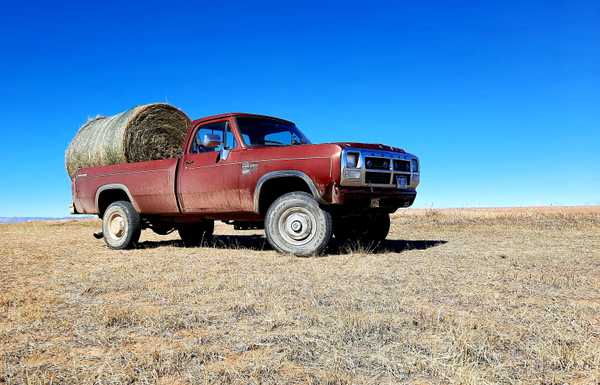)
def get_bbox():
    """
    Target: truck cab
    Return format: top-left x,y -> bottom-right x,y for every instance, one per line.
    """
71,113 -> 419,256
